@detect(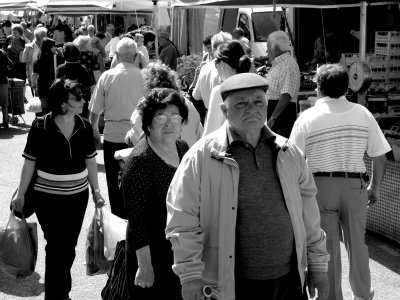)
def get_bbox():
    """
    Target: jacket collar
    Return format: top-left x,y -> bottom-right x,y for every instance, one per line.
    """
210,121 -> 289,161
